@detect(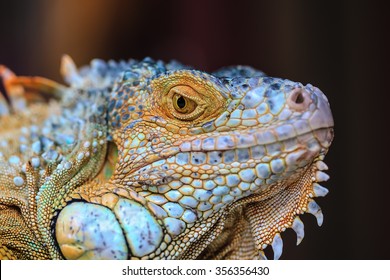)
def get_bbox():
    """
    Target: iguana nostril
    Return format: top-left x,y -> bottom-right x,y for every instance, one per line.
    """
294,92 -> 304,104
287,88 -> 311,111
